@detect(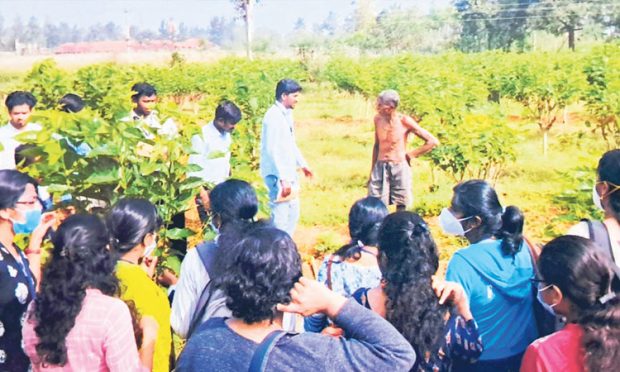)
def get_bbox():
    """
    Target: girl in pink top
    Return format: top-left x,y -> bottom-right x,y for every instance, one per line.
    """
22,215 -> 158,372
521,235 -> 620,372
